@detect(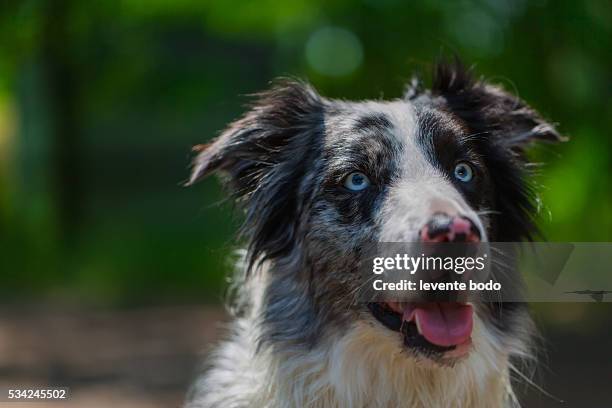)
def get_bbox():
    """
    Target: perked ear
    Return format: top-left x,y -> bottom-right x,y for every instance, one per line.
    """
187,79 -> 324,188
187,79 -> 325,268
423,58 -> 567,149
